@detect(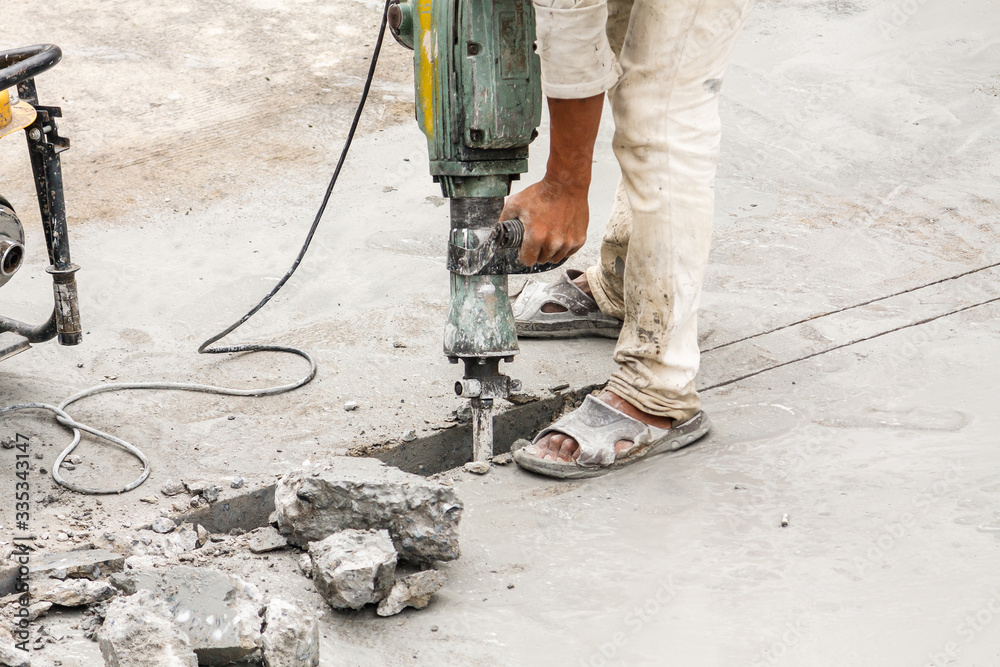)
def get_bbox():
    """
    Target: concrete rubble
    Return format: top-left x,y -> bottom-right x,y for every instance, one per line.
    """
275,457 -> 463,563
150,517 -> 176,534
260,598 -> 320,667
98,590 -> 199,667
463,461 -> 490,475
298,553 -> 313,577
308,529 -> 397,610
184,480 -> 223,504
37,579 -> 118,607
245,526 -> 288,554
160,480 -> 186,496
0,433 -> 460,664
30,548 -> 125,582
377,570 -> 449,617
131,524 -> 203,558
0,637 -> 30,667
111,566 -> 264,665
96,571 -> 322,667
